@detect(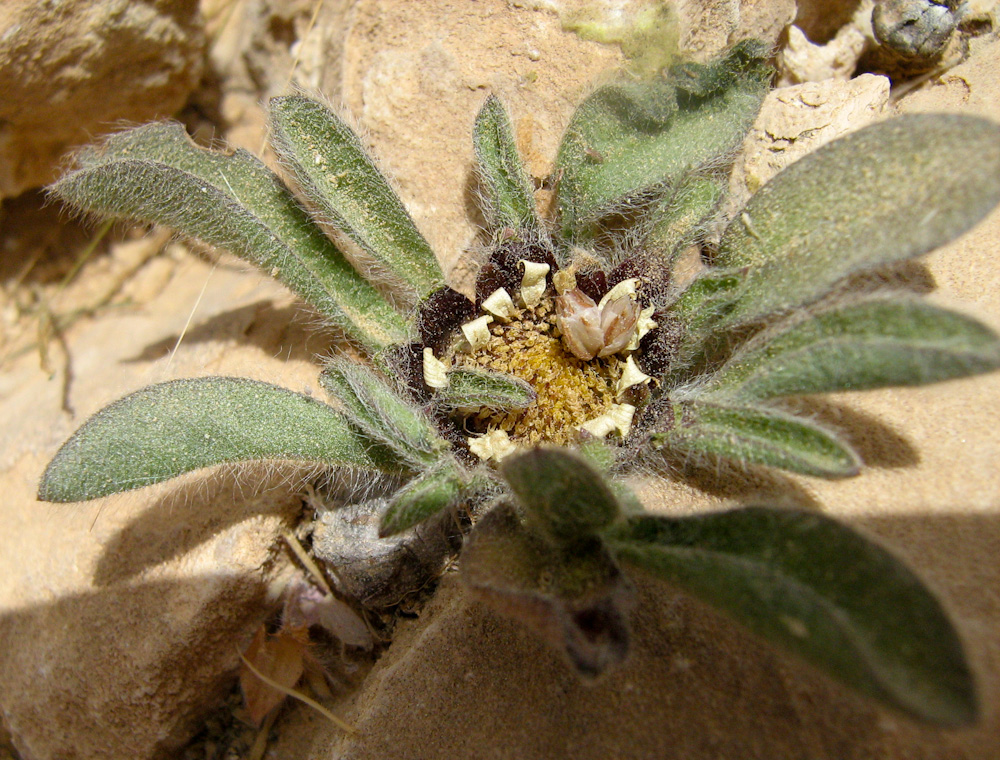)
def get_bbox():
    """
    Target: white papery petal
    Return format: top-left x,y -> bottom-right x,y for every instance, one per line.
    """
598,278 -> 638,309
616,356 -> 652,398
422,348 -> 449,389
482,288 -> 517,321
578,403 -> 636,439
519,260 -> 550,308
626,305 -> 658,351
461,314 -> 494,350
468,428 -> 517,462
